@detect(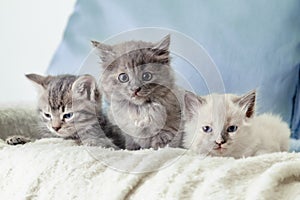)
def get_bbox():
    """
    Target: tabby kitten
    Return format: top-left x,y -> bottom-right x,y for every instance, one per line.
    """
7,74 -> 123,149
92,35 -> 183,150
182,90 -> 290,158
